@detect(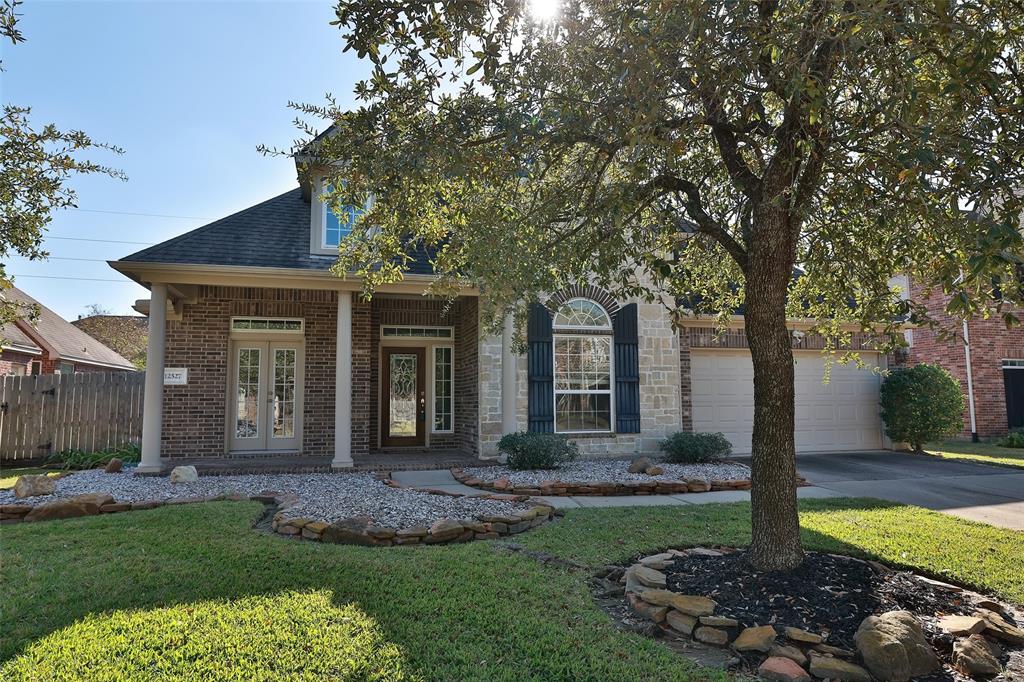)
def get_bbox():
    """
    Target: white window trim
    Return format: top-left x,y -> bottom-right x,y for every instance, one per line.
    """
311,176 -> 374,255
431,345 -> 455,434
551,333 -> 615,434
1004,359 -> 1024,369
552,297 -> 613,331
